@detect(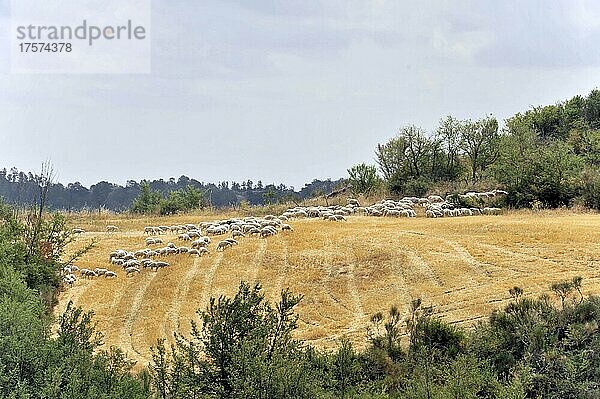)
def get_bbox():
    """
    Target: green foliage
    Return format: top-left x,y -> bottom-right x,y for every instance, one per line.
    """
347,163 -> 381,196
151,282 -> 322,399
160,185 -> 206,215
0,198 -> 148,398
460,116 -> 500,183
370,89 -> 600,209
130,181 -> 163,214
131,183 -> 206,215
581,167 -> 600,210
0,198 -> 88,306
494,117 -> 583,208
